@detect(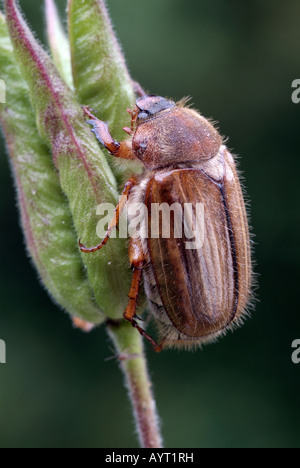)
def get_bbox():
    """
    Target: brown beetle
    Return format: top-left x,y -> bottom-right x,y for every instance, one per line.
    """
80,95 -> 252,351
